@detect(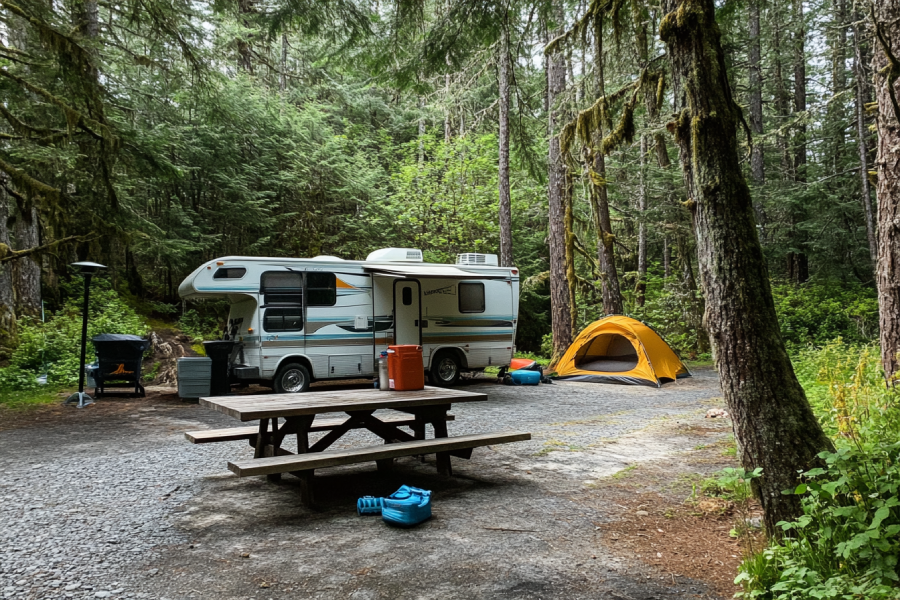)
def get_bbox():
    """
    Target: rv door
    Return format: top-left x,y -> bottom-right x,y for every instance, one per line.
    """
393,280 -> 421,346
258,271 -> 305,379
